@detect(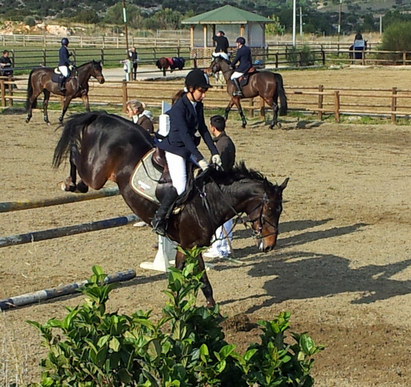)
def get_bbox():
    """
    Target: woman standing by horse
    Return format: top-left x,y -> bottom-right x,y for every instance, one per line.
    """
152,68 -> 222,236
